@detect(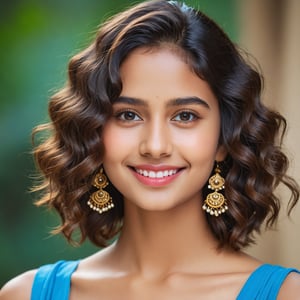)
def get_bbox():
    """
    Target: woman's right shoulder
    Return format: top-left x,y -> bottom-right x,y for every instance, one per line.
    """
0,269 -> 37,300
